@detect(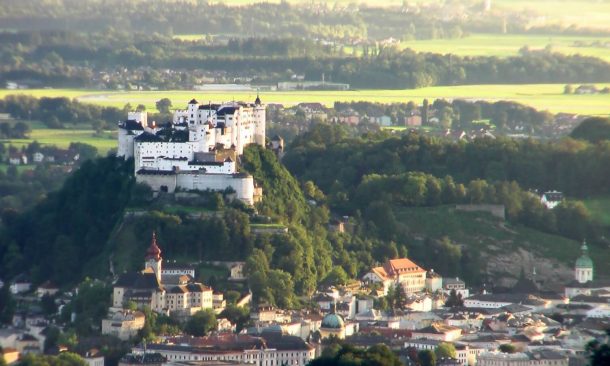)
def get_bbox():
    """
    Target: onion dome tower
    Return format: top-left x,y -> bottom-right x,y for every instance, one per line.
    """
145,231 -> 162,282
575,240 -> 593,284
